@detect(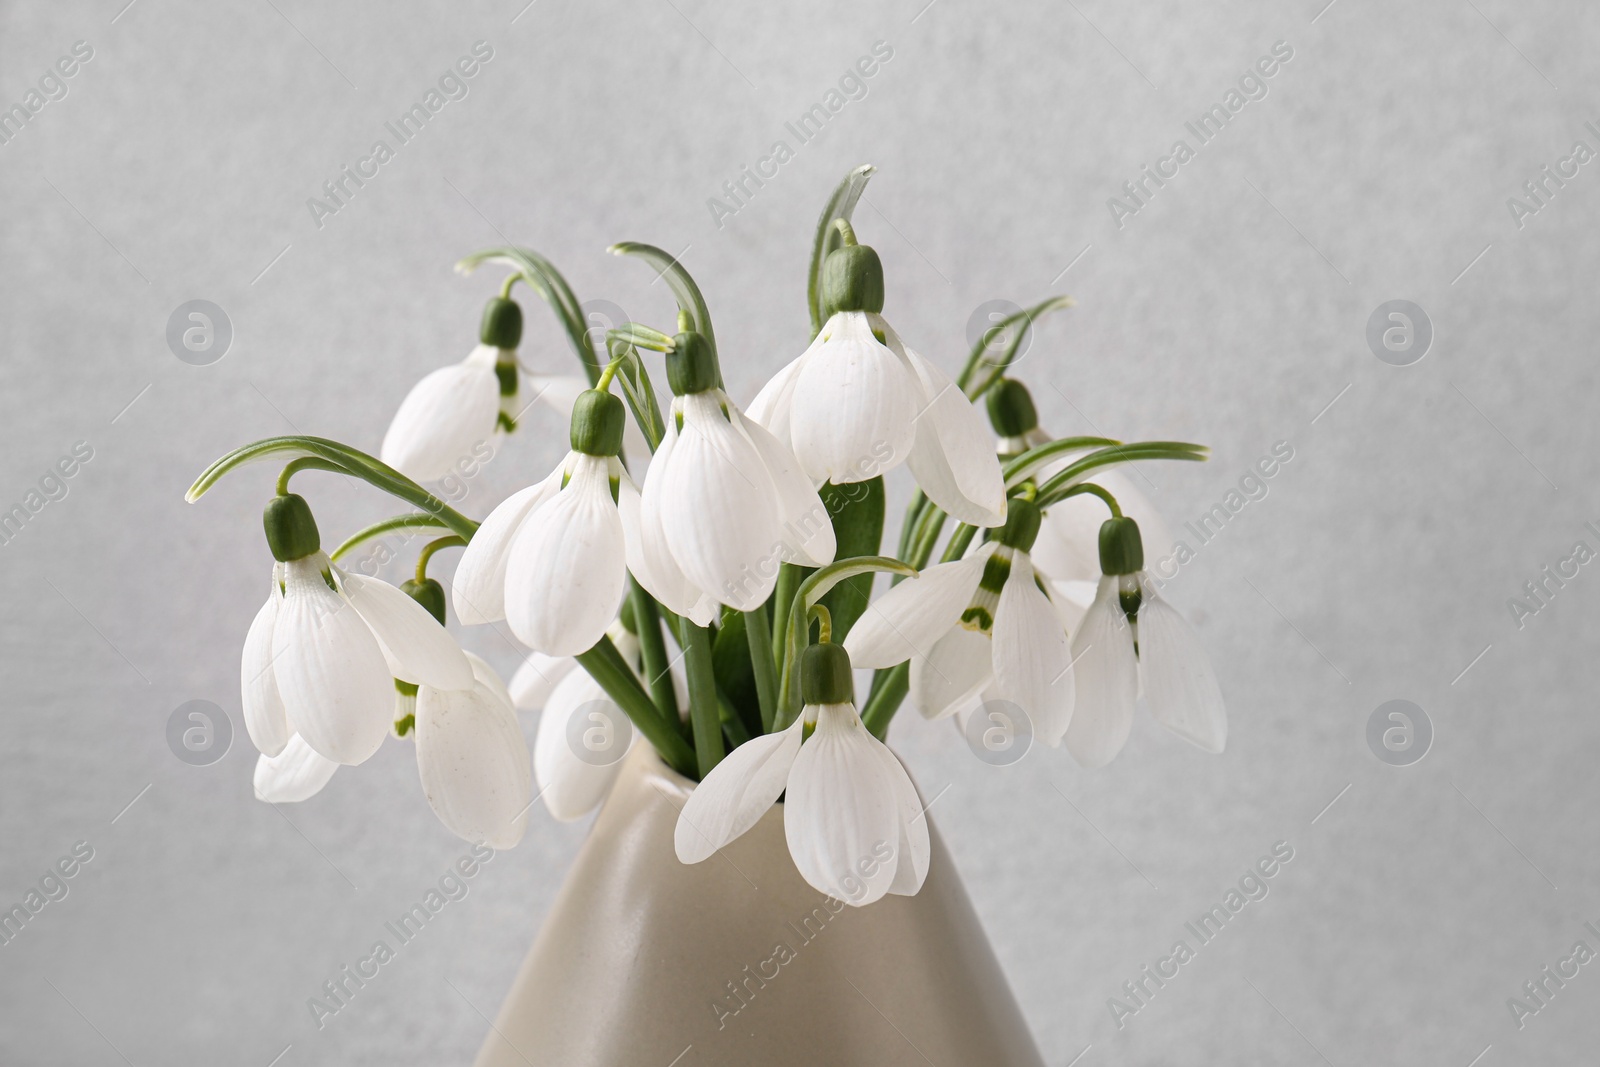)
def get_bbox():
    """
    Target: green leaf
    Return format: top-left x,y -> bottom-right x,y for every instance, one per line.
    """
186,436 -> 480,541
330,513 -> 457,563
957,295 -> 1077,398
816,477 -> 884,643
607,323 -> 676,352
606,340 -> 667,453
1034,442 -> 1209,507
808,164 -> 875,338
608,242 -> 718,369
1003,435 -> 1121,489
